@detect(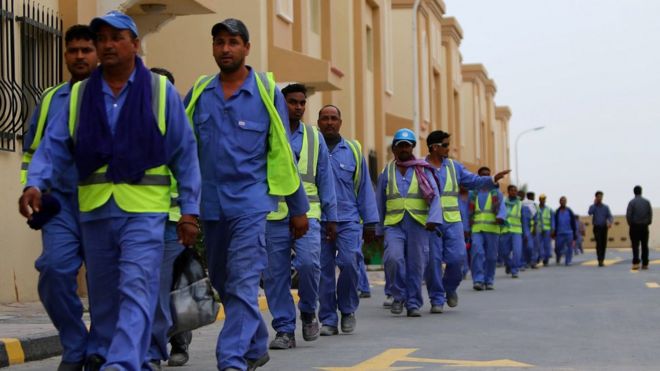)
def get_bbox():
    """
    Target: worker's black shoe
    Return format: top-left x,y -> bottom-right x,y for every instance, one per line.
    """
320,325 -> 339,336
446,292 -> 458,308
57,361 -> 84,371
85,354 -> 105,371
269,332 -> 296,349
406,308 -> 421,317
505,266 -> 511,274
542,259 -> 549,266
341,313 -> 356,333
301,312 -> 320,341
246,353 -> 270,371
359,291 -> 371,298
148,360 -> 162,371
390,300 -> 404,314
